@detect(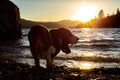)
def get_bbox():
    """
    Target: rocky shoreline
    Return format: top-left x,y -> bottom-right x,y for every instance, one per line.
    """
0,59 -> 120,80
